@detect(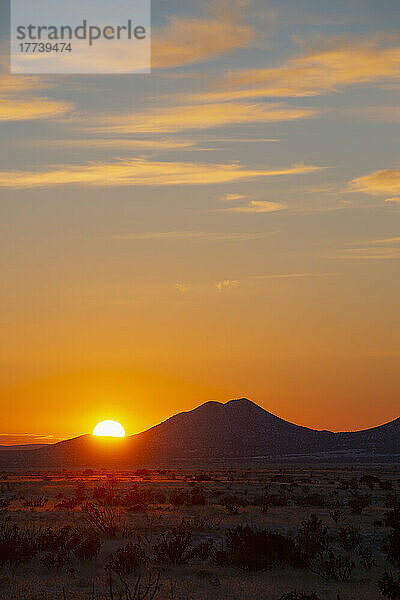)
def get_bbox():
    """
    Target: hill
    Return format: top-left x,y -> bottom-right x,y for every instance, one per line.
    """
0,398 -> 399,469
